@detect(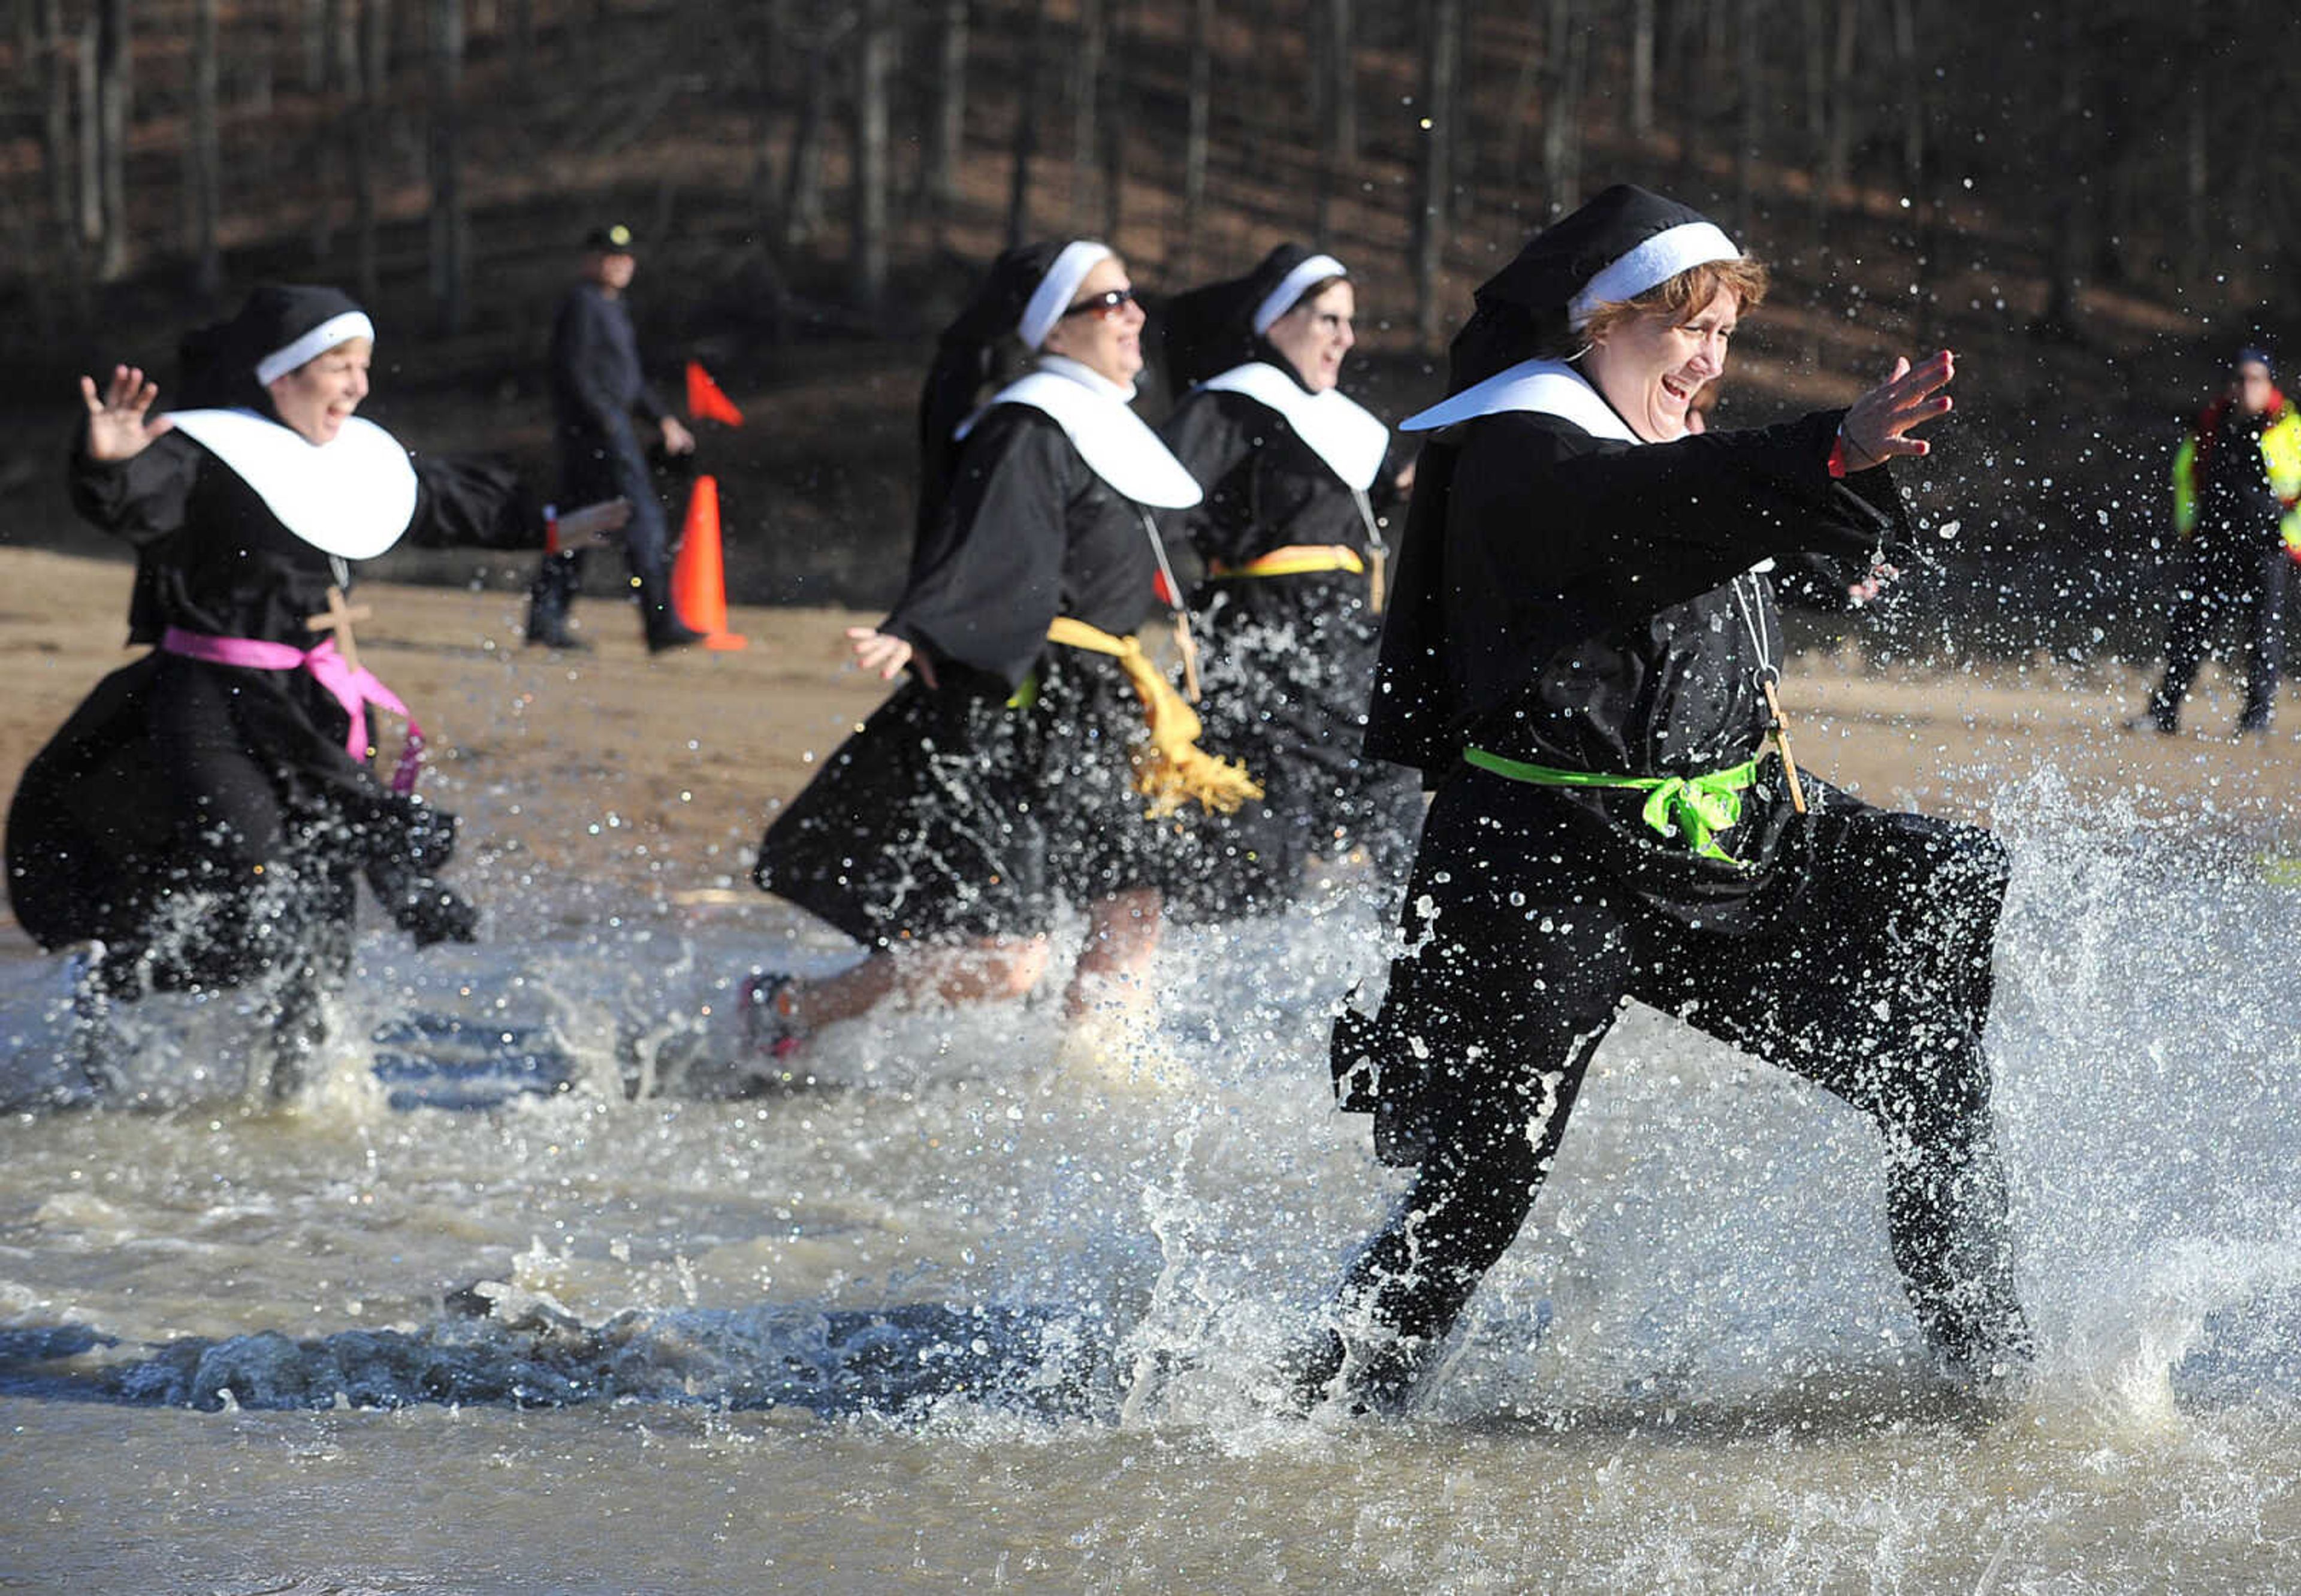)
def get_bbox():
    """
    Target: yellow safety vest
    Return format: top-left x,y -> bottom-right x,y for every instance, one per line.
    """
2173,401 -> 2301,549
